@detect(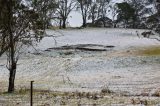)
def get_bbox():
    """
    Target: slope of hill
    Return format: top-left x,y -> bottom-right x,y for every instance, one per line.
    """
0,28 -> 160,96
